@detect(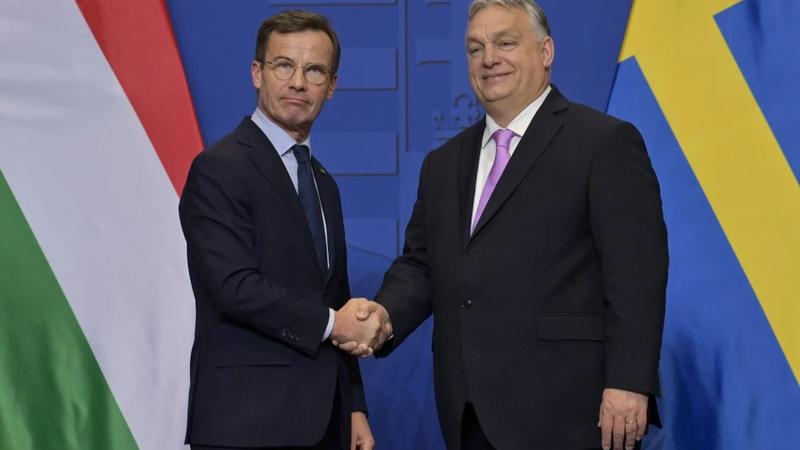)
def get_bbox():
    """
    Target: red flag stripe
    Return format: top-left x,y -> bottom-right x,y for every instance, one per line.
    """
76,0 -> 203,194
